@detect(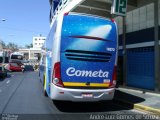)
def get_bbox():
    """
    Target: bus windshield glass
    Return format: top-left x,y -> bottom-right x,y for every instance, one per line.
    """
61,14 -> 117,42
11,55 -> 23,60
